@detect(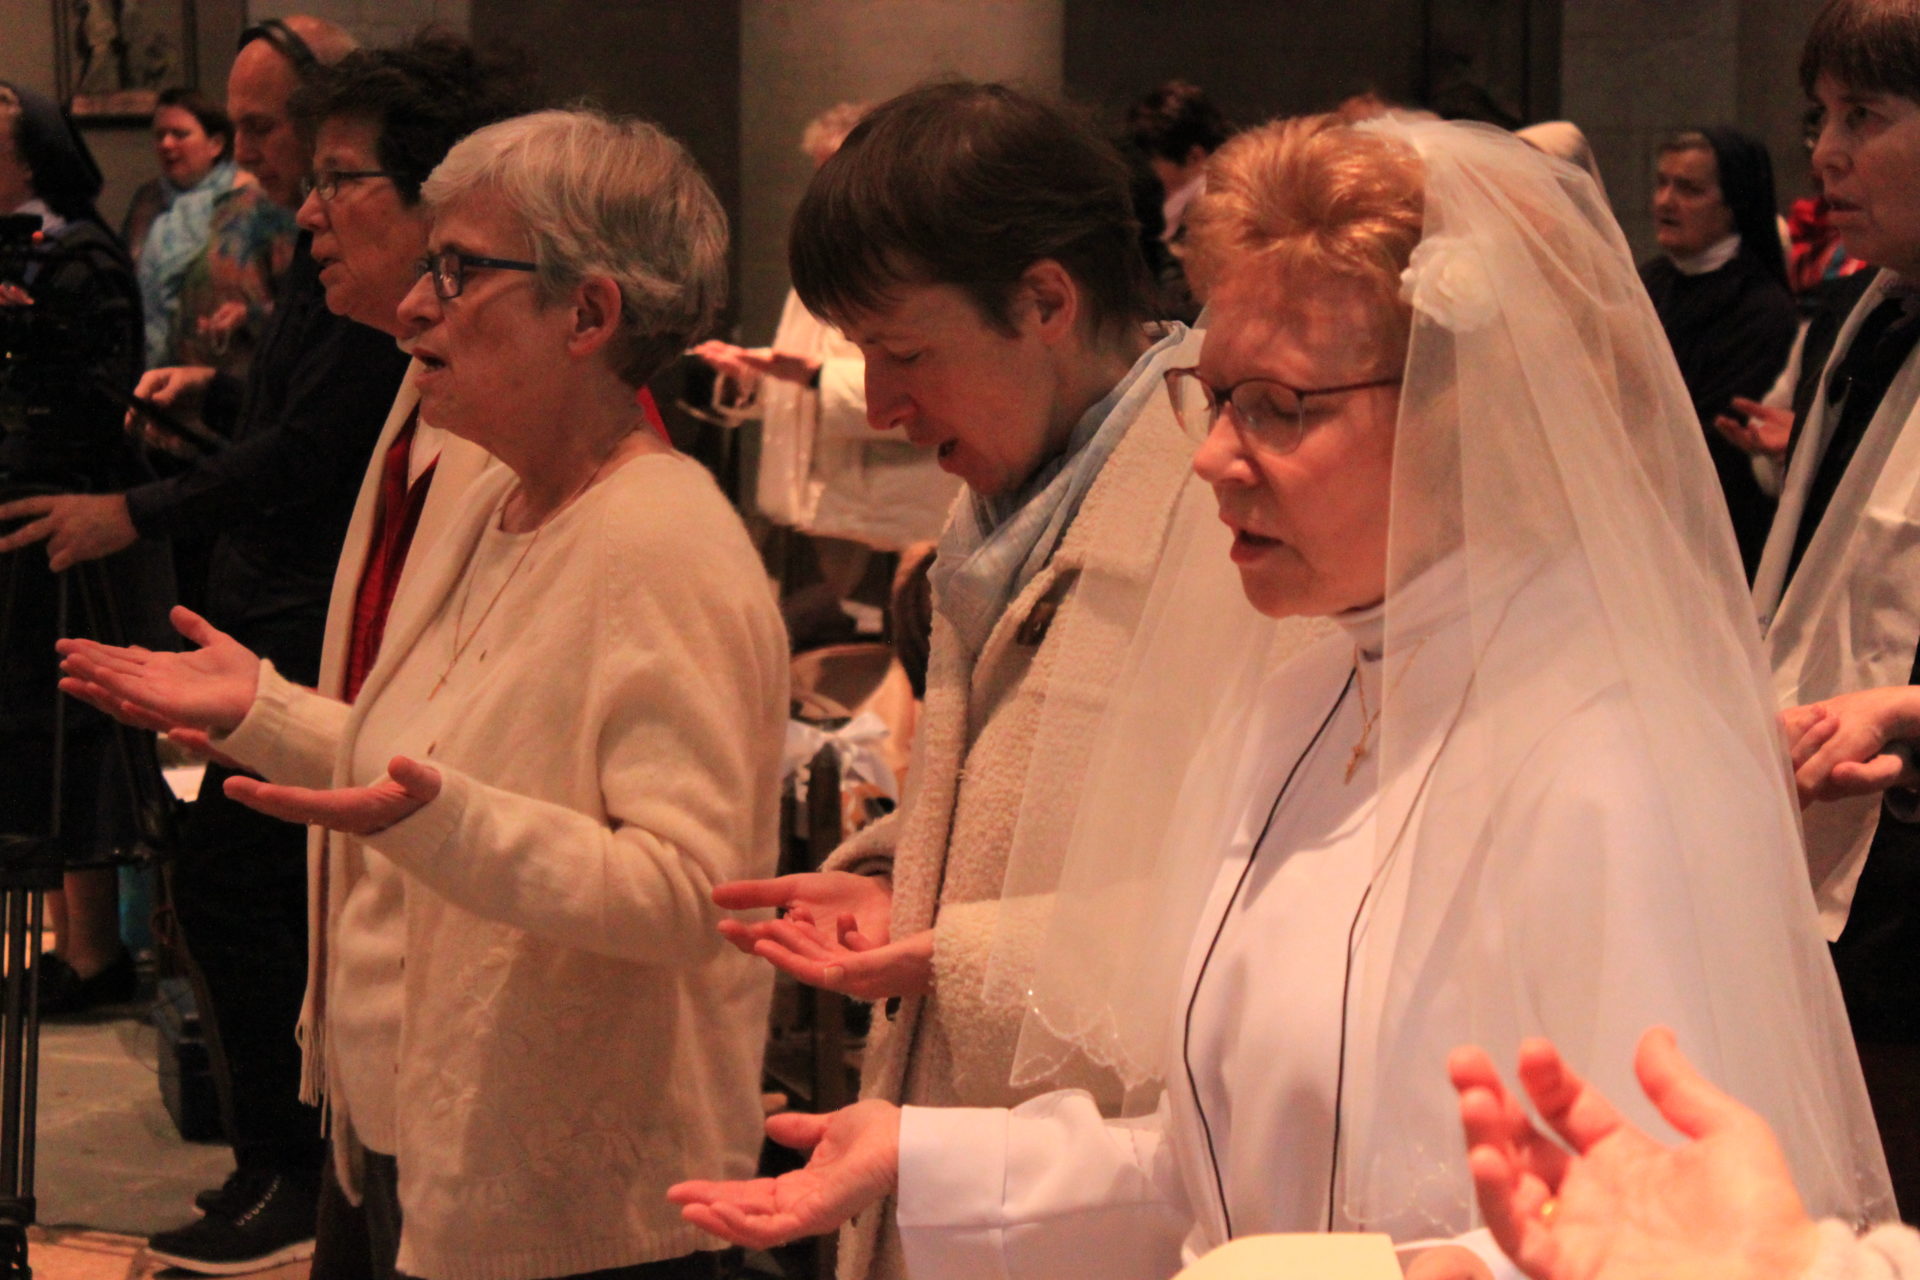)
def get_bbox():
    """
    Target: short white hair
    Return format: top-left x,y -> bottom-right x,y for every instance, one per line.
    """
422,108 -> 727,386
